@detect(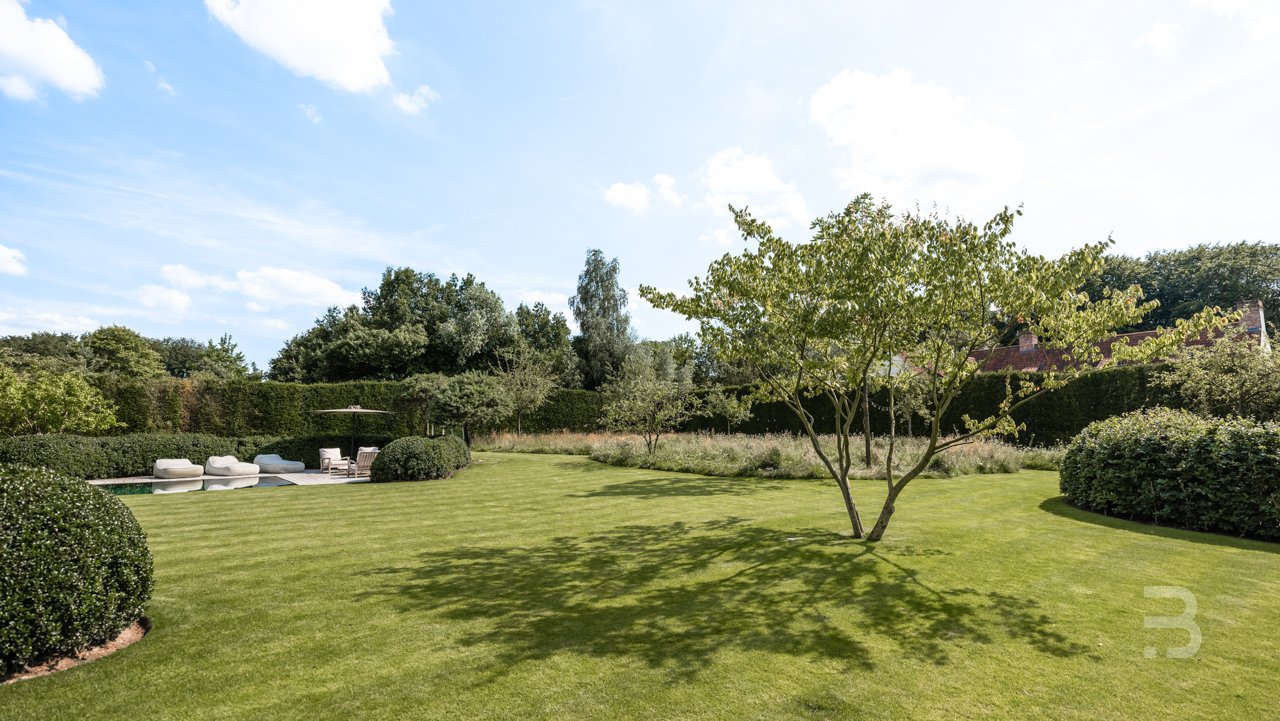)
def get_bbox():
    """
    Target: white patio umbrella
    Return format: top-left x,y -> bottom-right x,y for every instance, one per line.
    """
311,405 -> 394,457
